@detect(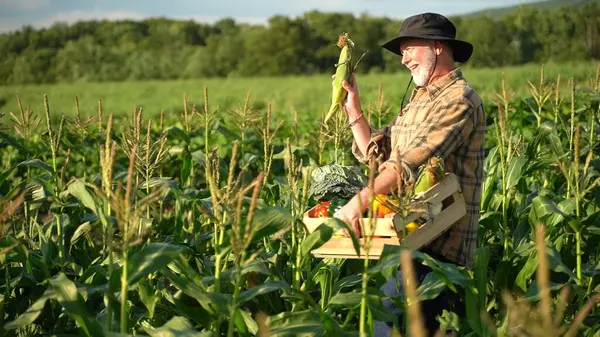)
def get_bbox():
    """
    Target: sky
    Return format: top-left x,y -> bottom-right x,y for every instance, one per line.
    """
0,0 -> 542,33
